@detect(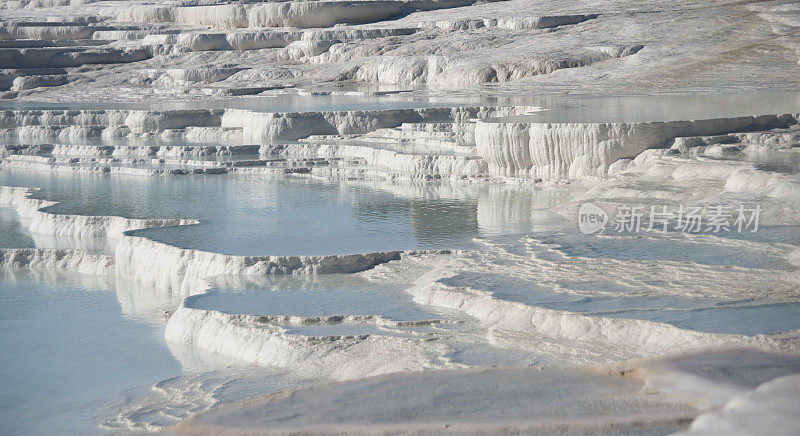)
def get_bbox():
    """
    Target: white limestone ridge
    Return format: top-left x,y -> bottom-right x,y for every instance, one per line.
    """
3,110 -> 798,181
0,176 -> 459,381
0,186 -> 441,295
160,249 -> 799,376
724,168 -> 800,200
676,374 -> 800,436
0,186 -> 198,238
1,0 -> 797,101
0,248 -> 114,275
475,114 -> 799,178
164,304 -> 457,381
0,154 -> 250,176
115,234 -> 406,294
263,142 -> 487,178
0,106 -> 530,140
116,0 -> 498,30
405,269 -> 785,359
